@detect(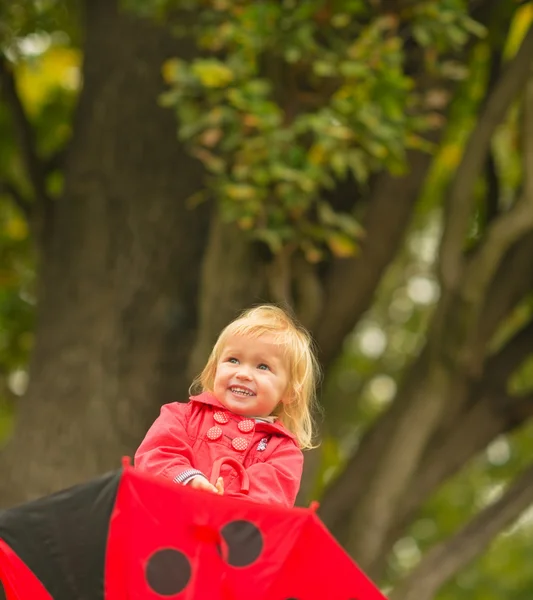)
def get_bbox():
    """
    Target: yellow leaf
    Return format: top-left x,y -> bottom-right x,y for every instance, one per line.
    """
308,143 -> 327,165
327,234 -> 358,257
161,58 -> 182,84
5,216 -> 28,240
438,143 -> 462,169
238,216 -> 254,230
325,125 -> 354,141
192,61 -> 234,88
225,184 -> 256,201
505,4 -> 533,58
17,47 -> 81,116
